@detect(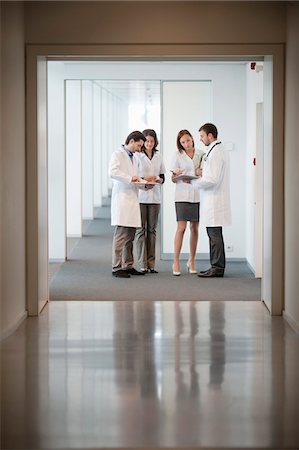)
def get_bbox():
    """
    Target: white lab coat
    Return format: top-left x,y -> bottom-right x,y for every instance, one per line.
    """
170,149 -> 204,203
109,146 -> 141,227
135,151 -> 165,204
193,141 -> 231,226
